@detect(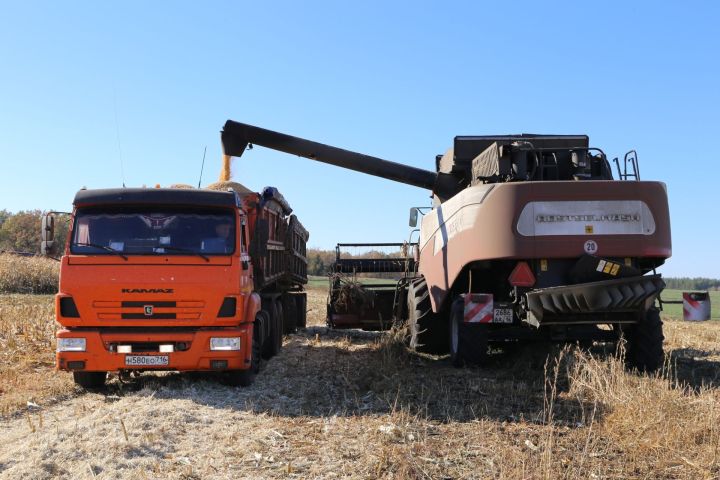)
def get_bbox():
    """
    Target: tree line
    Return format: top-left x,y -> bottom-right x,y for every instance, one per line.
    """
663,277 -> 720,291
0,210 -> 69,255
